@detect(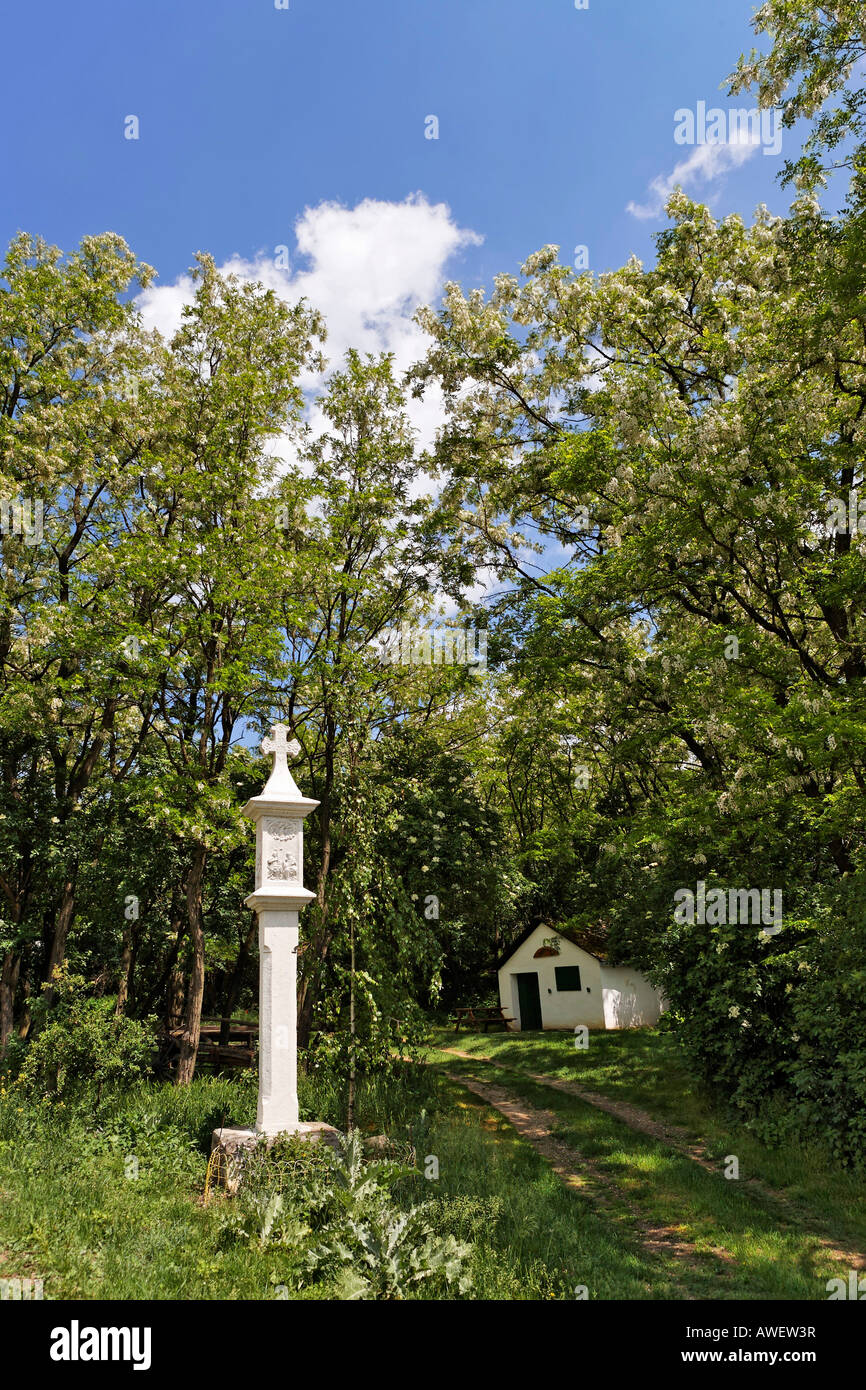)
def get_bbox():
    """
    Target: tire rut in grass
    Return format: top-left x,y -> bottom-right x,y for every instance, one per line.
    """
439,1047 -> 866,1273
451,1071 -> 735,1297
524,1072 -> 866,1272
